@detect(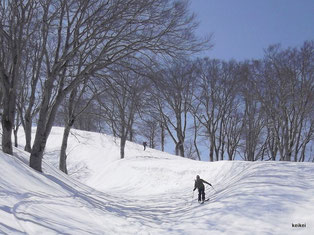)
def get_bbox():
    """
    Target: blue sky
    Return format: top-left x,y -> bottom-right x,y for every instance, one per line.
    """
190,0 -> 314,61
